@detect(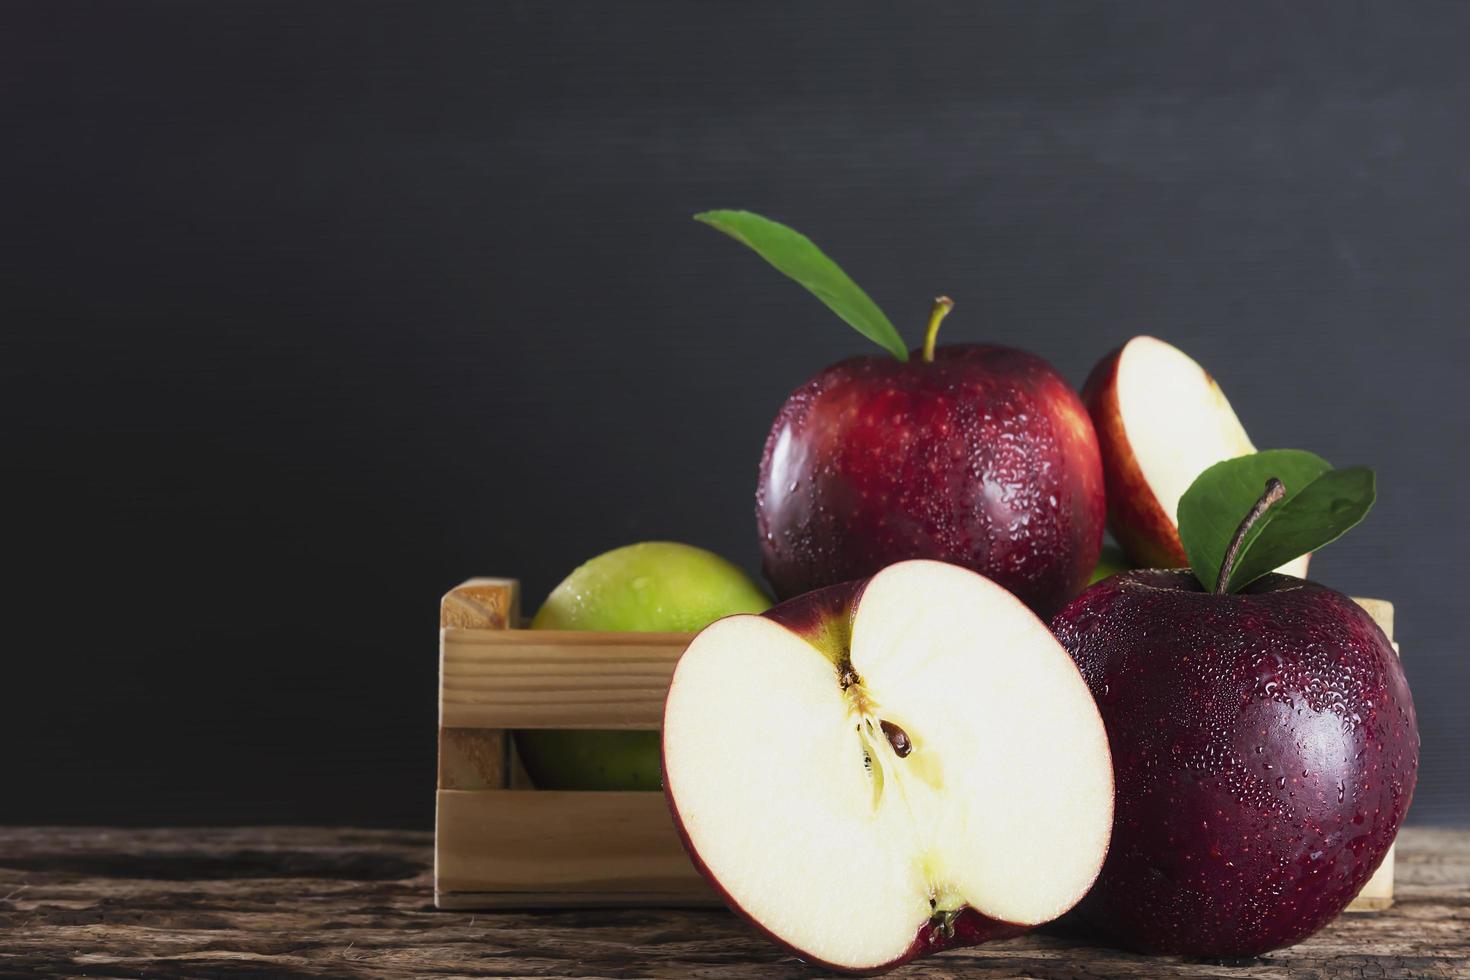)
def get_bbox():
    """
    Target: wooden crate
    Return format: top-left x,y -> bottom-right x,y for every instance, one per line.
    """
435,578 -> 707,909
434,578 -> 1399,912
